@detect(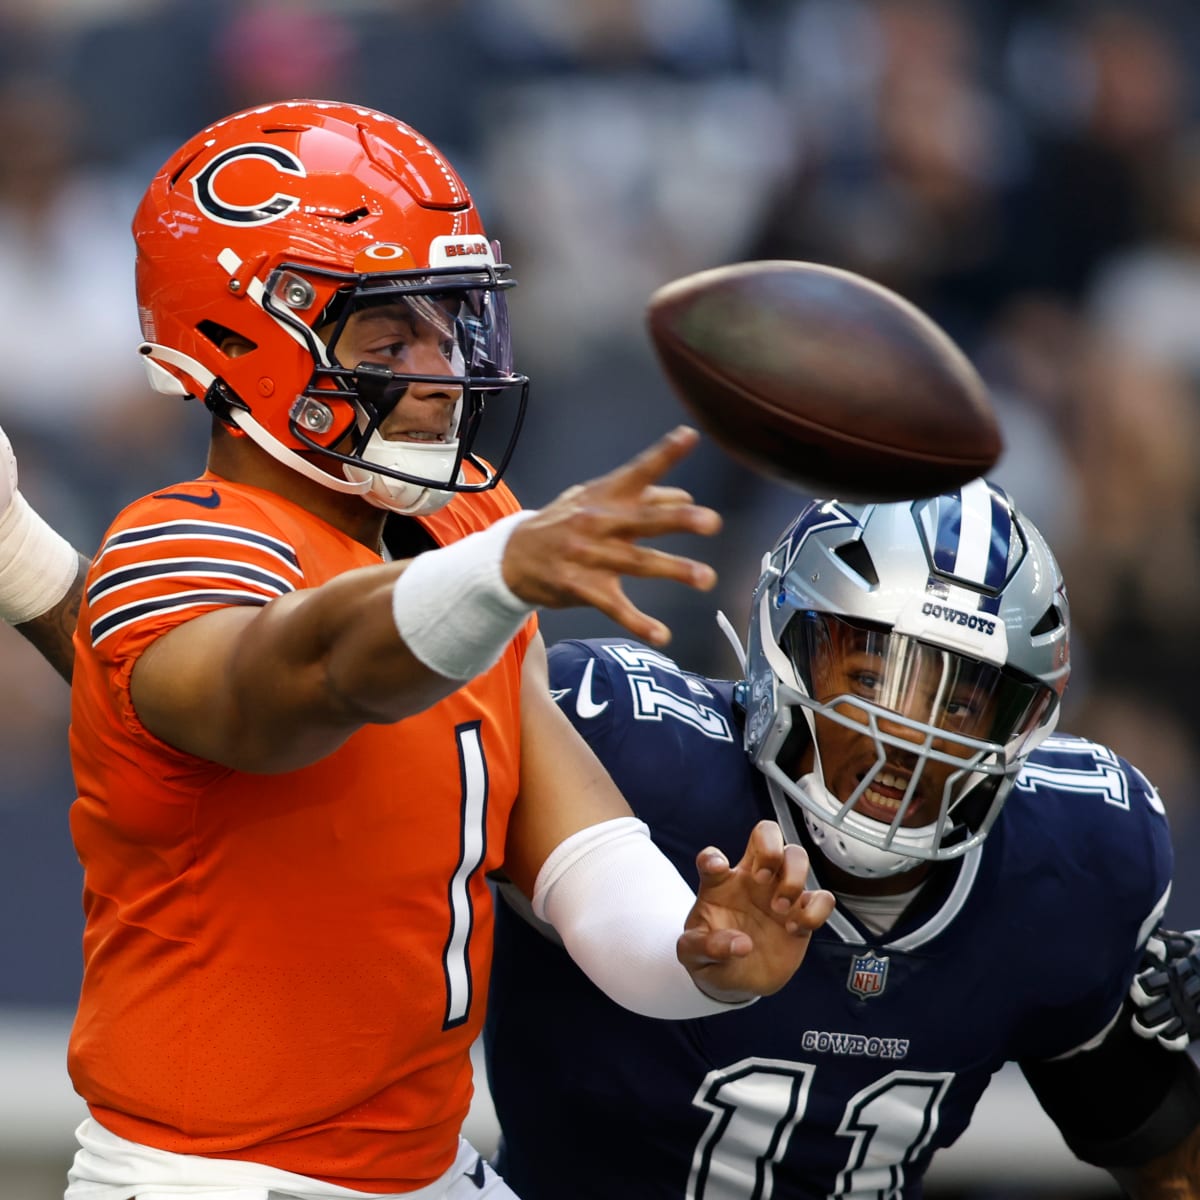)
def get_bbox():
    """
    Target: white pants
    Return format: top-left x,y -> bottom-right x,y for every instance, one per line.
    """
65,1118 -> 520,1200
